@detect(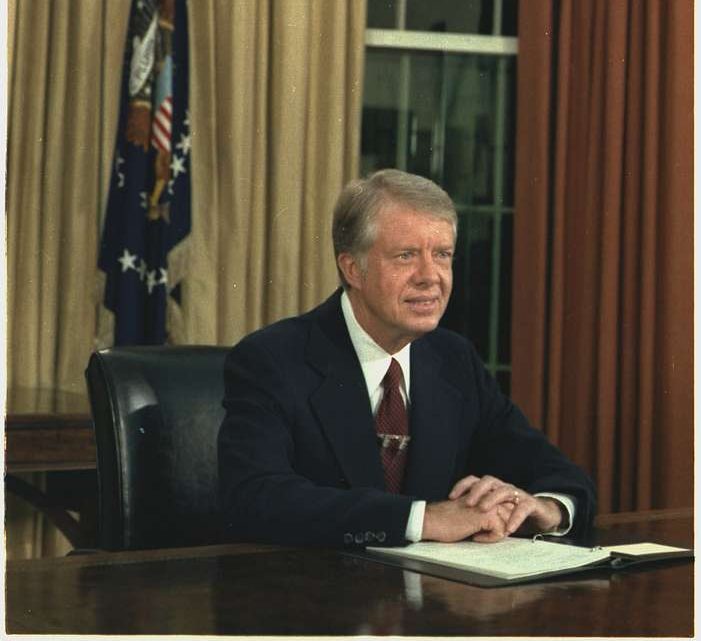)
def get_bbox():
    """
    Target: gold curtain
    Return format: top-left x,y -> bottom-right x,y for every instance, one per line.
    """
6,0 -> 366,557
511,0 -> 693,513
185,0 -> 366,345
6,1 -> 129,560
7,1 -> 128,393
